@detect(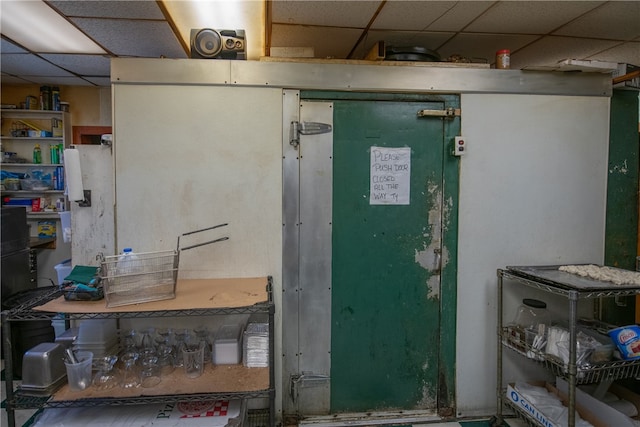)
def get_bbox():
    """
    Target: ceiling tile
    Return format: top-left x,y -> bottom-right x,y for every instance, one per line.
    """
426,1 -> 495,32
465,1 -> 605,34
1,54 -> 76,77
70,18 -> 187,58
1,73 -> 37,85
271,24 -> 362,59
512,36 -> 620,69
82,76 -> 112,87
19,76 -> 96,86
1,37 -> 27,53
39,54 -> 111,76
48,0 -> 165,19
358,30 -> 455,60
271,0 -> 379,28
371,1 -> 458,31
553,1 -> 640,40
438,33 -> 539,65
585,42 -> 640,66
